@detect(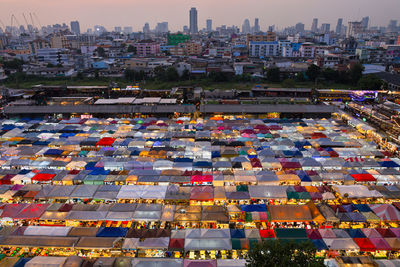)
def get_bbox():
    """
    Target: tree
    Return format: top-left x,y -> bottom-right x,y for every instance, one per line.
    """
357,74 -> 383,90
246,239 -> 324,267
306,64 -> 321,82
295,72 -> 306,82
266,67 -> 280,82
322,68 -> 338,82
46,63 -> 55,68
165,67 -> 179,81
349,63 -> 364,85
127,45 -> 136,54
153,66 -> 166,81
96,47 -> 106,58
209,71 -> 229,82
281,78 -> 296,88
